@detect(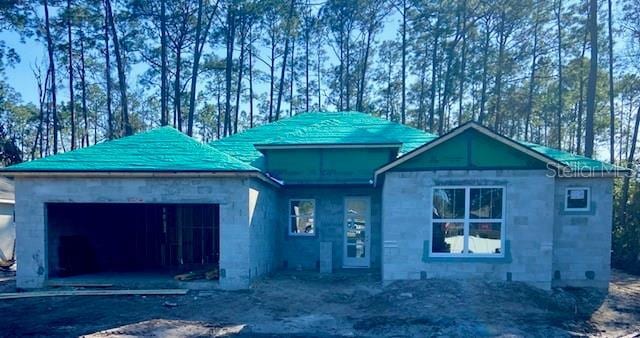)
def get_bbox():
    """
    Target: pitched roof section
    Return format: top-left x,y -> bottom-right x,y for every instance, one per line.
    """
210,111 -> 437,168
4,127 -> 258,172
375,122 -> 566,176
375,122 -> 628,181
520,141 -> 626,172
